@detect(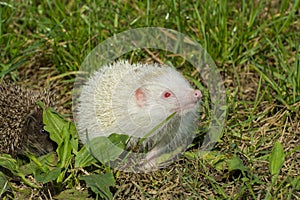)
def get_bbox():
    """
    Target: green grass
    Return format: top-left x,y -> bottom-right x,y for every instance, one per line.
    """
0,0 -> 300,199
